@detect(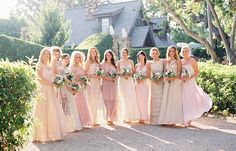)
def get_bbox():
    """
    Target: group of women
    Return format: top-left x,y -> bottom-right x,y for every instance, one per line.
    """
33,45 -> 212,142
